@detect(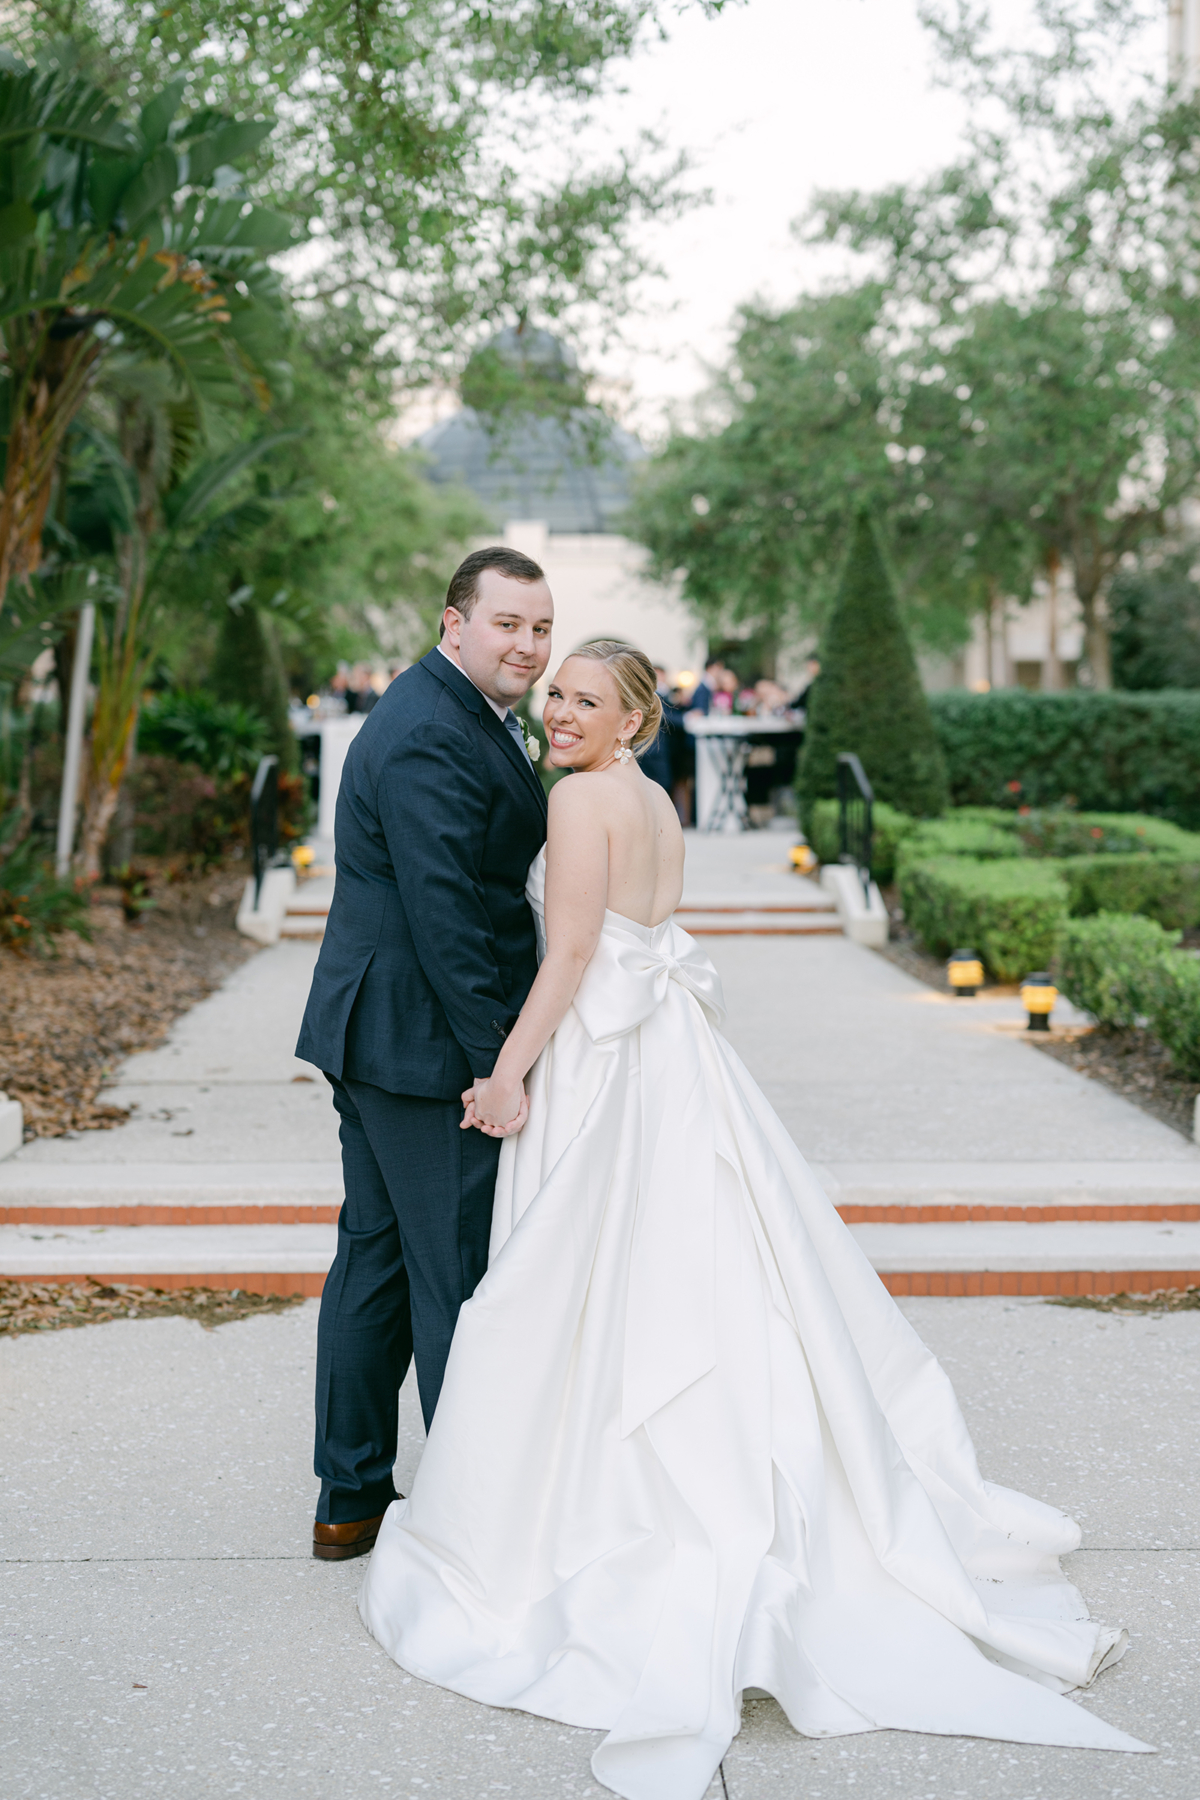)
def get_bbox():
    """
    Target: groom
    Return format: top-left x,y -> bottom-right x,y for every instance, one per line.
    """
296,545 -> 552,1559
